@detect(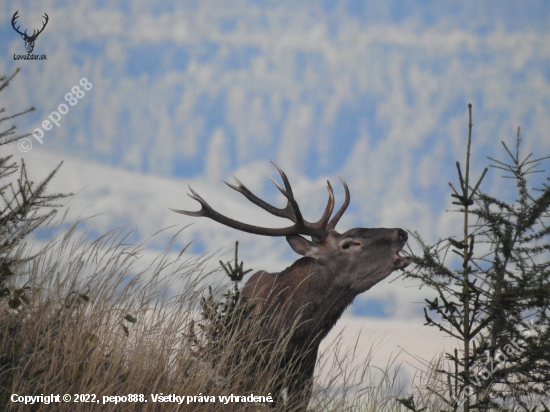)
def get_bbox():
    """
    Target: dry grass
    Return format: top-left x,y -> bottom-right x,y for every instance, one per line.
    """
0,218 -> 442,412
